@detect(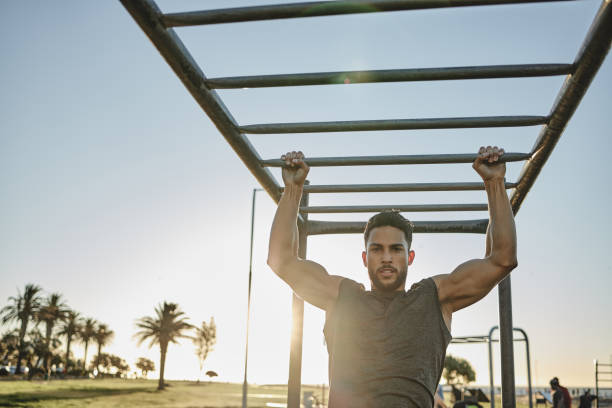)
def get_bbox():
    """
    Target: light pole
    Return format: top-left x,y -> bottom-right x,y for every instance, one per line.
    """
242,188 -> 262,408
